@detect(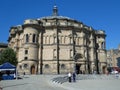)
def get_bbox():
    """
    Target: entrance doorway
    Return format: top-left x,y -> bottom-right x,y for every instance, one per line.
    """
75,64 -> 81,74
31,65 -> 35,74
102,66 -> 106,74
